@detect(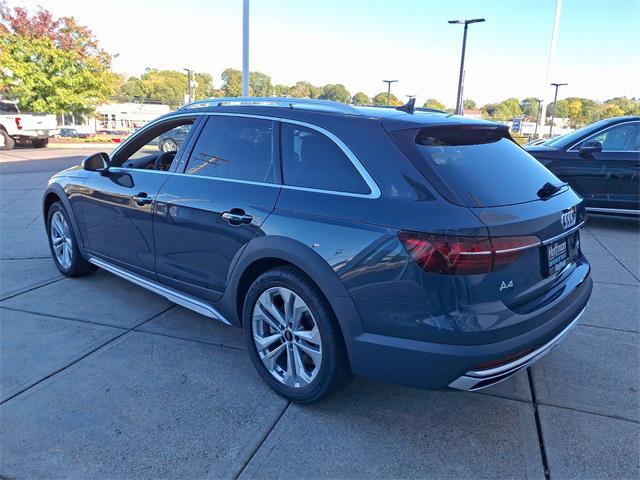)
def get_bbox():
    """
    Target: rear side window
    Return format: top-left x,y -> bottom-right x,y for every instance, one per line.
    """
393,126 -> 563,208
185,116 -> 275,183
281,123 -> 370,194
